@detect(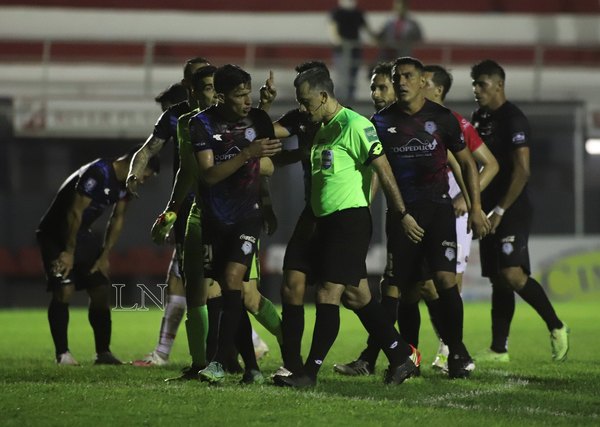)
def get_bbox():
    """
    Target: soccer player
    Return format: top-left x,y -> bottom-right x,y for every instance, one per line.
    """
188,64 -> 281,383
274,66 -> 422,388
37,147 -> 159,365
371,57 -> 490,379
129,57 -> 211,367
470,59 -> 569,362
154,66 -> 282,383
